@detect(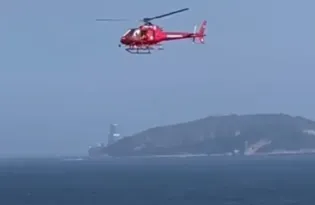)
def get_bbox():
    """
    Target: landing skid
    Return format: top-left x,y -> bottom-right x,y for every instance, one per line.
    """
119,44 -> 164,54
126,47 -> 152,54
